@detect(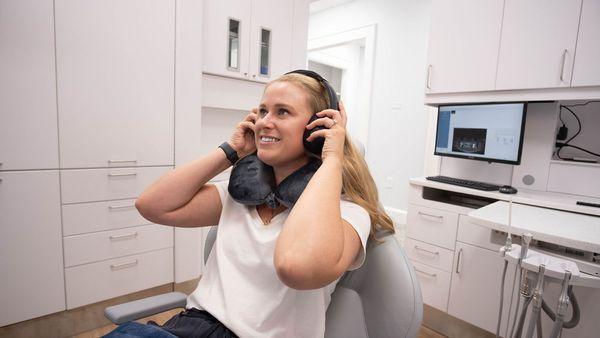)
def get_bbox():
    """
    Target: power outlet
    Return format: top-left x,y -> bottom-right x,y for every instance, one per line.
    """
385,176 -> 394,189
